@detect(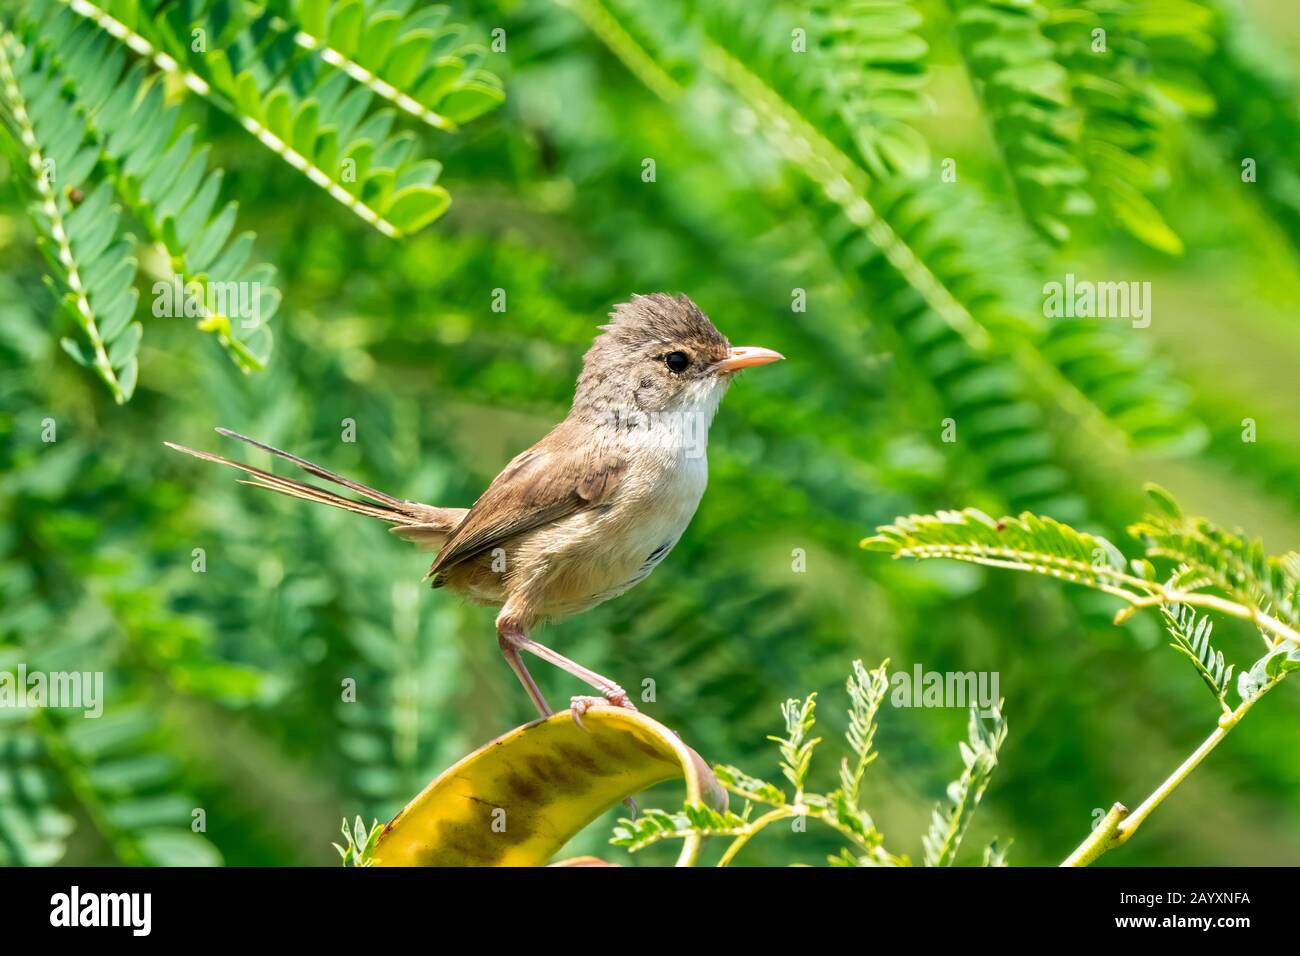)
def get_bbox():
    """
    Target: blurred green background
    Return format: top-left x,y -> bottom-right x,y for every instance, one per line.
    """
3,0 -> 1300,866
